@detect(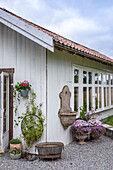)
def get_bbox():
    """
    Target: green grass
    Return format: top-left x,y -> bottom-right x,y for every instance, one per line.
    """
104,116 -> 113,126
